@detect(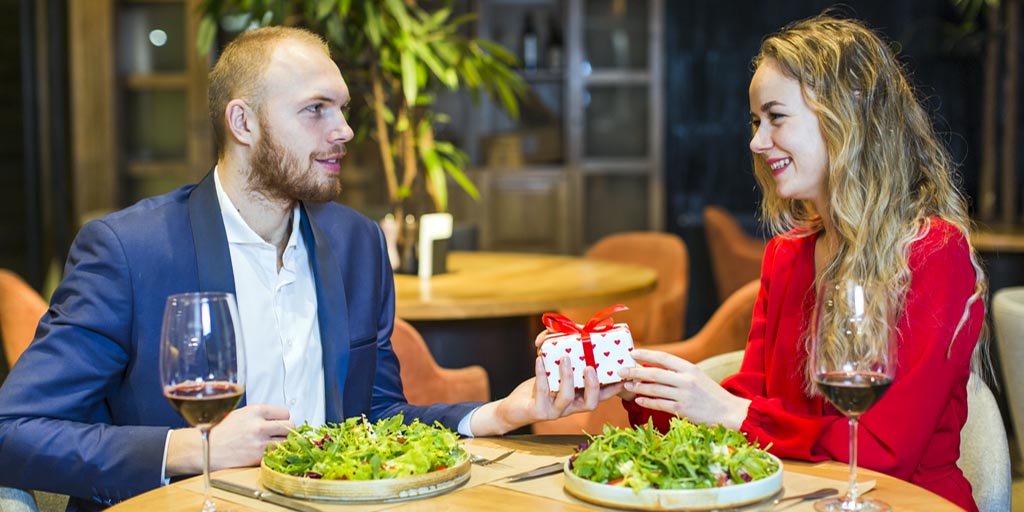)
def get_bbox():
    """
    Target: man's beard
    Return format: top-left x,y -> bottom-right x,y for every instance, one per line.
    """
248,117 -> 343,203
